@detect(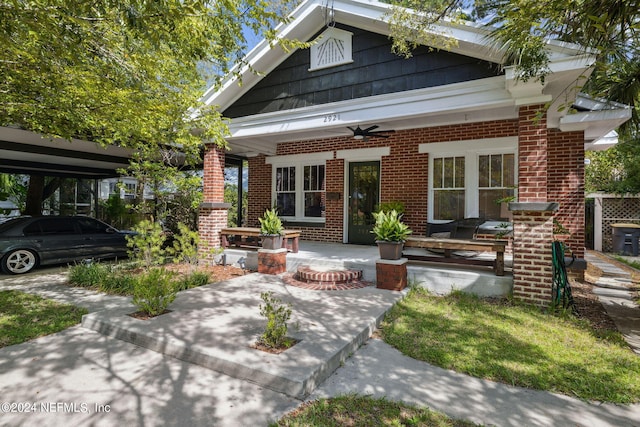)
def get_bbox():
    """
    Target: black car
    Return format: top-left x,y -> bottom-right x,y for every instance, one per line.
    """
0,216 -> 135,274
